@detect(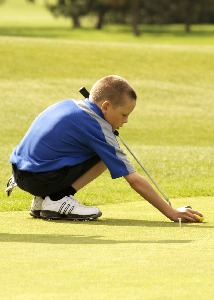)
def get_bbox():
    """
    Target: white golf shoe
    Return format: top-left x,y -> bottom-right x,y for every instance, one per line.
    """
30,196 -> 43,218
40,195 -> 102,220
